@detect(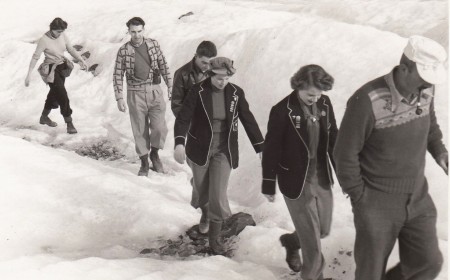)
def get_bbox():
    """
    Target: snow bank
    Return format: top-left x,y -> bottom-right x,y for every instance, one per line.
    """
0,0 -> 447,279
